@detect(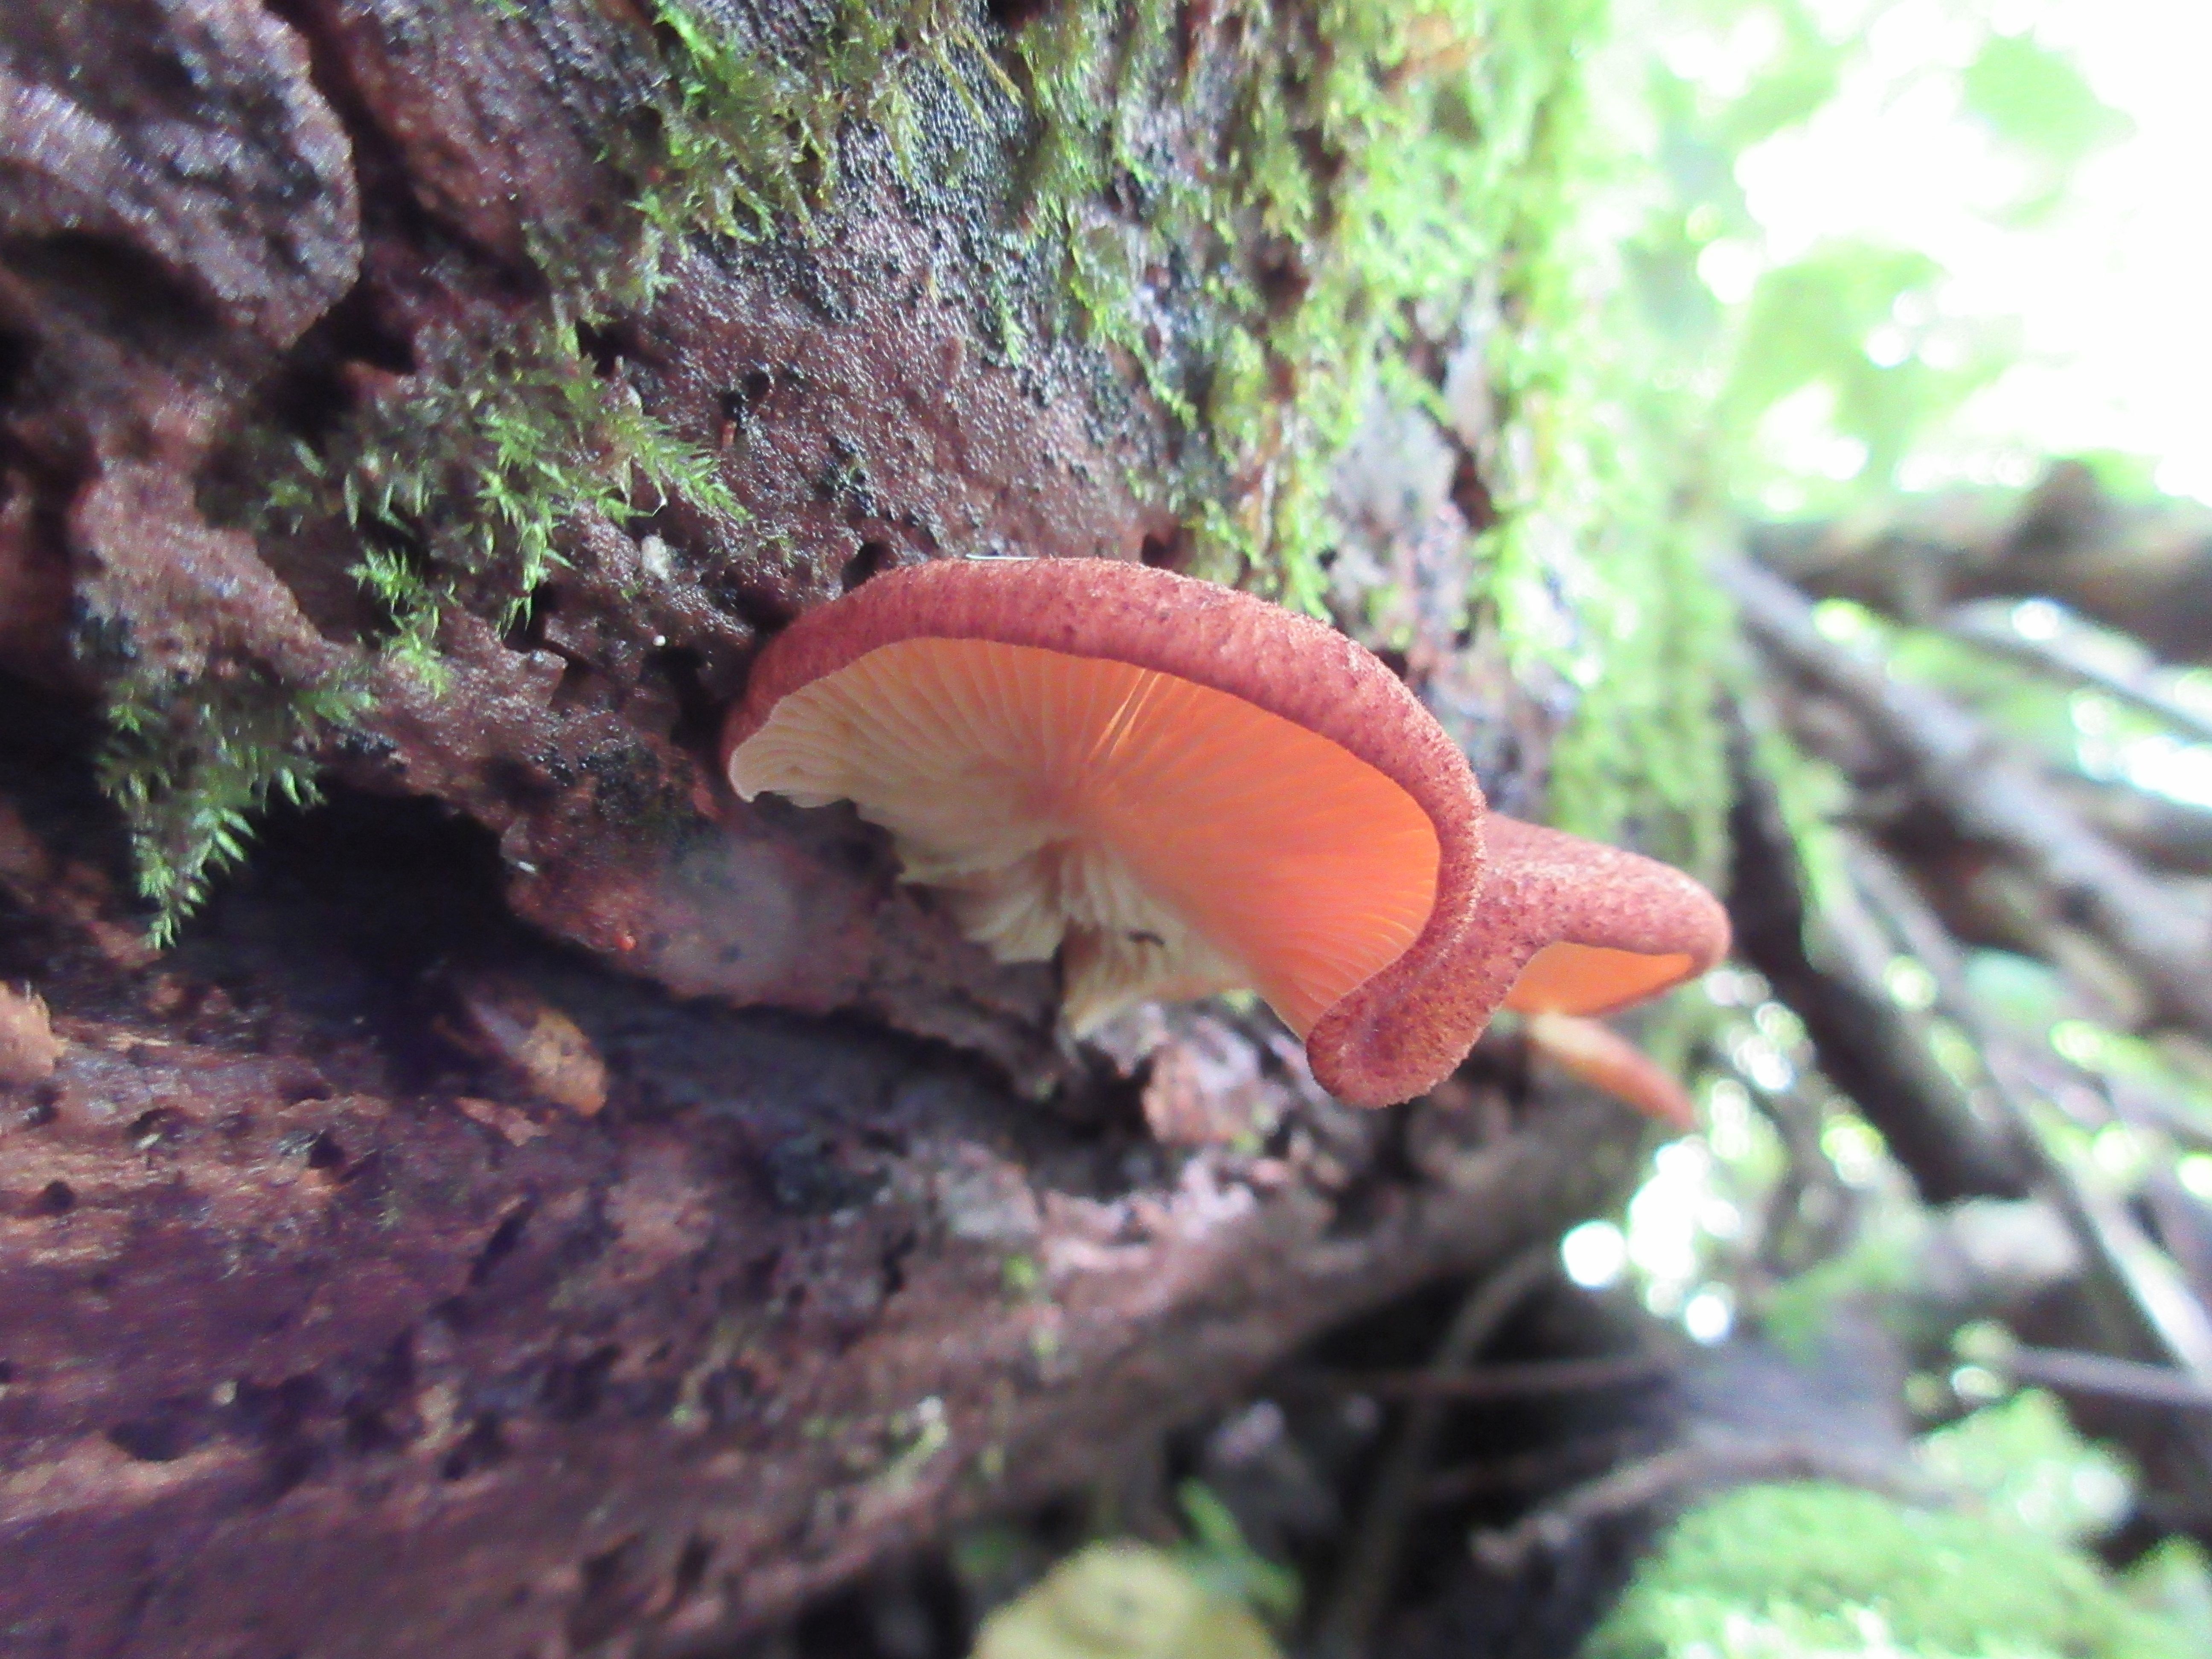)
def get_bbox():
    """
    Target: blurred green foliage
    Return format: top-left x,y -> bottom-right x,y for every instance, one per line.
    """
1586,1337 -> 2212,1656
1960,32 -> 2134,223
1513,0 -> 2143,856
1915,1388 -> 2133,1543
1583,1479 -> 2200,1659
1756,1206 -> 1923,1362
2126,1538 -> 2212,1654
1611,0 -> 2135,512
